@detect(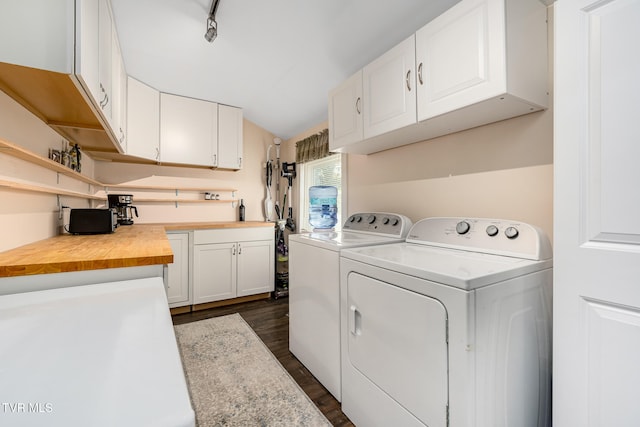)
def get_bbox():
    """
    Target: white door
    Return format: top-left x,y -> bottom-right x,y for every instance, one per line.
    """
217,104 -> 243,169
236,240 -> 273,296
554,0 -> 640,426
415,0 -> 504,121
345,273 -> 448,427
165,233 -> 190,306
362,35 -> 416,139
193,242 -> 236,304
160,93 -> 216,166
126,76 -> 160,161
328,70 -> 363,151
